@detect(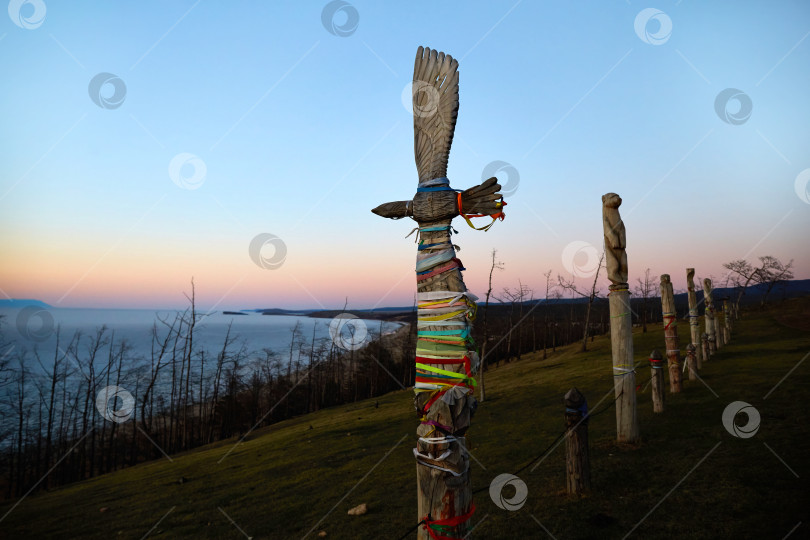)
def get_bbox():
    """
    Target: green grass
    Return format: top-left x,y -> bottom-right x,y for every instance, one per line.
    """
2,300 -> 809,539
